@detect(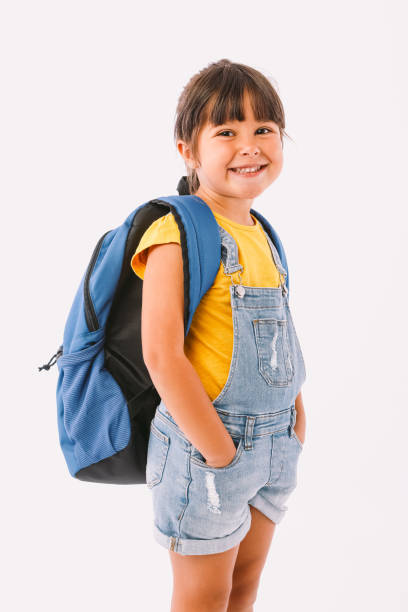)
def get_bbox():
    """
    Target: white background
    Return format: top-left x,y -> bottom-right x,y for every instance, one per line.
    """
2,0 -> 407,610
